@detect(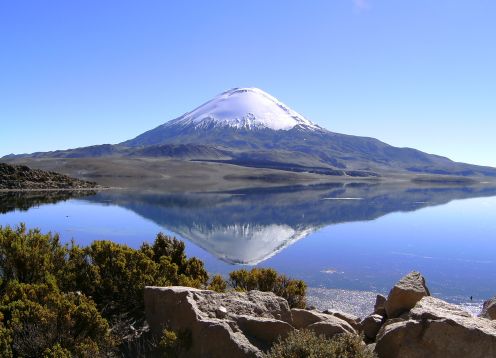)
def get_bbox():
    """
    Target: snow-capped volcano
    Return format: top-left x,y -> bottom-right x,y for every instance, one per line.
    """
18,86 -> 493,180
165,87 -> 321,131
